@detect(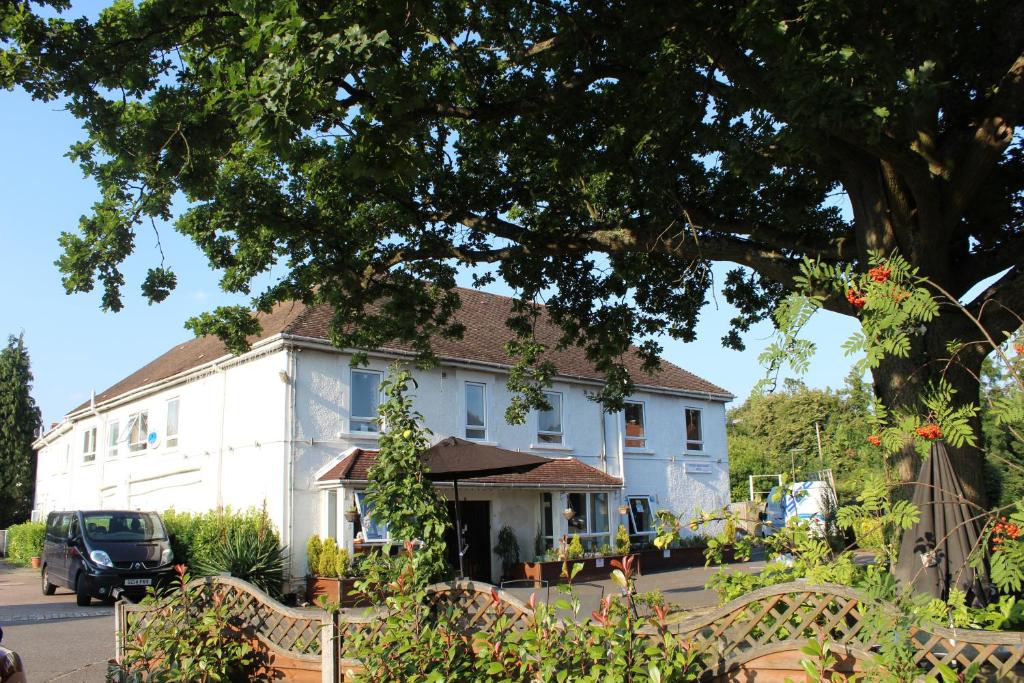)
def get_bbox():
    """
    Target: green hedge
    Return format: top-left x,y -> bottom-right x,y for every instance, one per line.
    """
6,520 -> 45,565
161,507 -> 286,595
